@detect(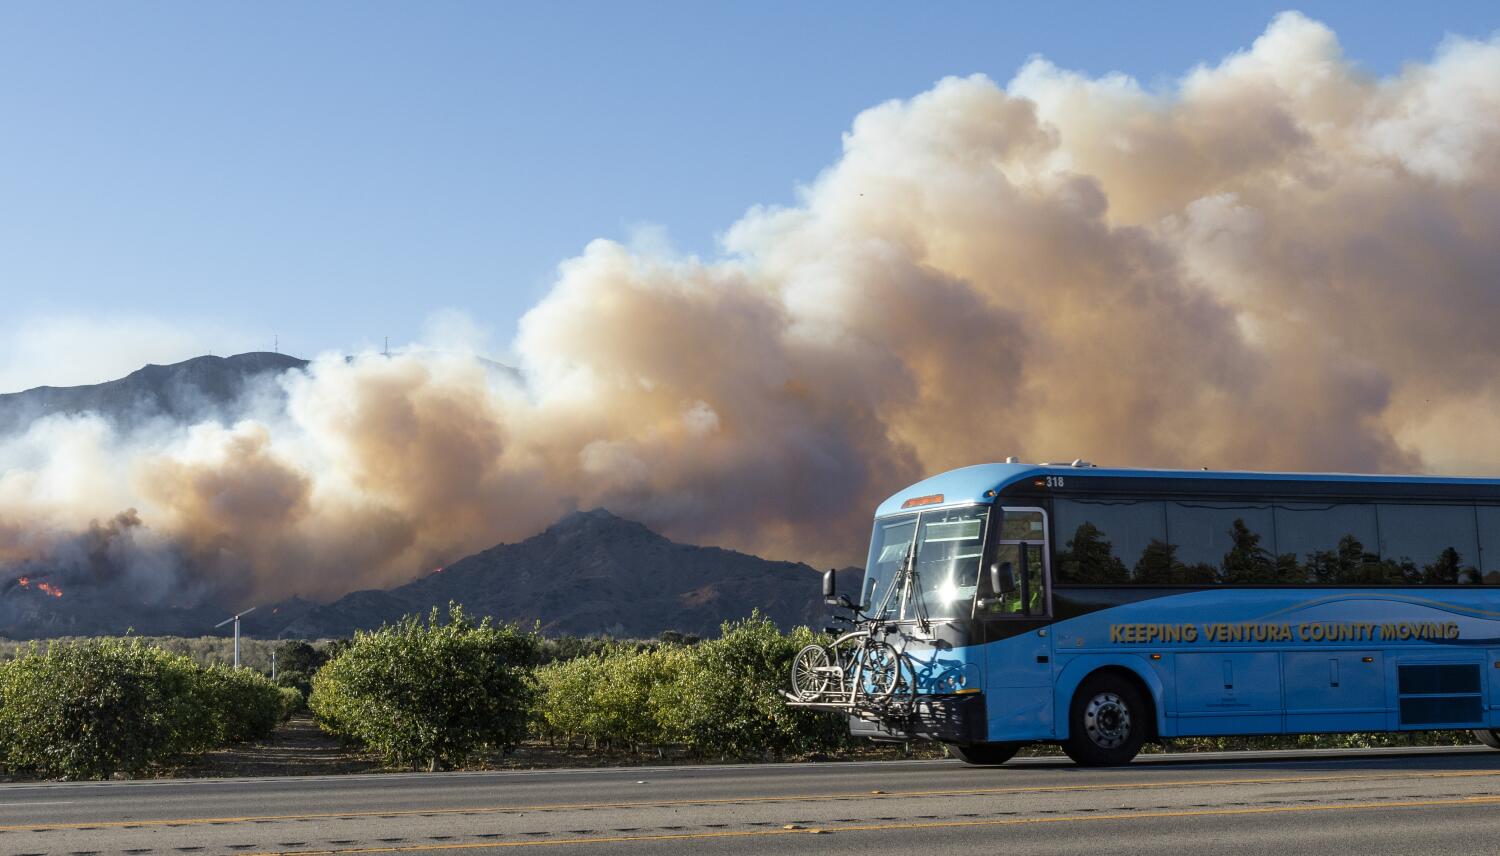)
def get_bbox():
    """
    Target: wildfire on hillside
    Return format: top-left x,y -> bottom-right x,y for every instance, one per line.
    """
9,575 -> 64,598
